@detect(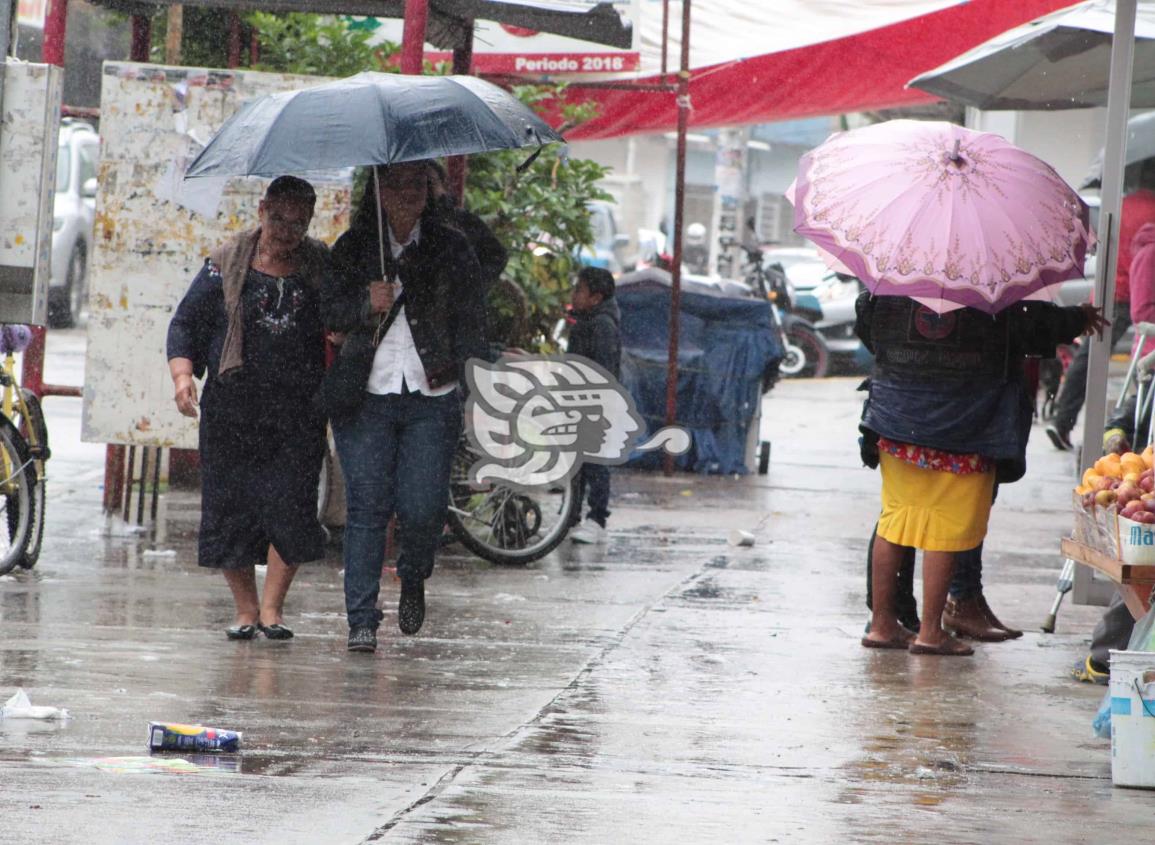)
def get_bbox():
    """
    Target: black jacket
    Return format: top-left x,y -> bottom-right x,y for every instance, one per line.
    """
855,293 -> 1088,482
323,212 -> 490,391
567,297 -> 621,378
